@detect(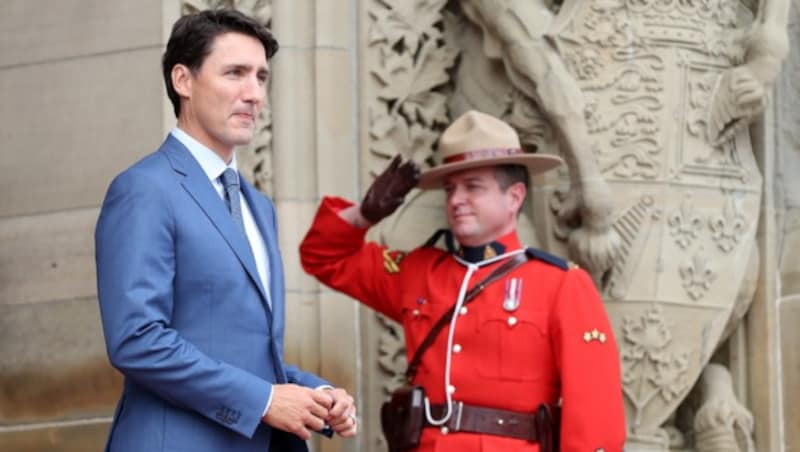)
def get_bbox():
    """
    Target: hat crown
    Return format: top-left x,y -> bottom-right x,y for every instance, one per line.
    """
438,110 -> 521,159
417,110 -> 563,190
